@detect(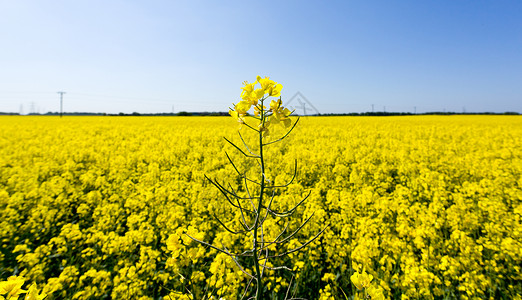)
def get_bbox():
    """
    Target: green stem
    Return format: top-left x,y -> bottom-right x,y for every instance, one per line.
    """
253,99 -> 266,300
